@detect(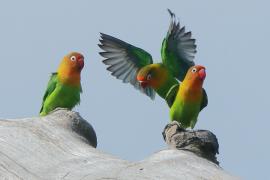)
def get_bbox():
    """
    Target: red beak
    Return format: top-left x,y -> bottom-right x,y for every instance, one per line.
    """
198,68 -> 206,80
139,81 -> 148,88
137,75 -> 149,88
77,56 -> 84,70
